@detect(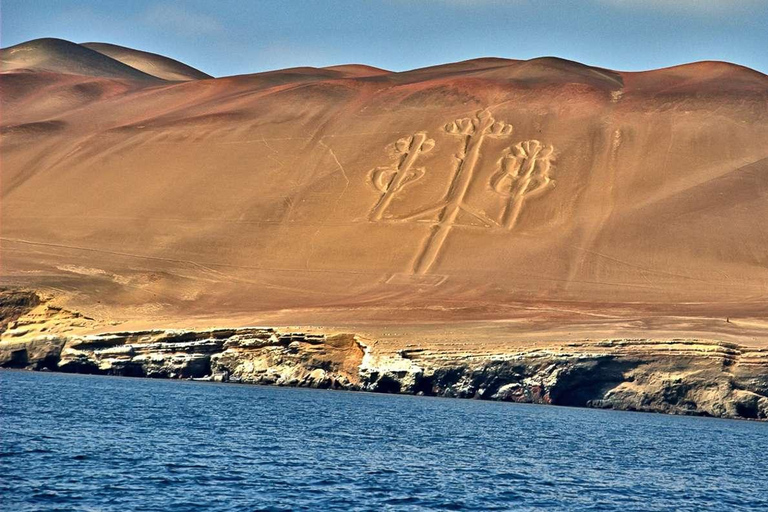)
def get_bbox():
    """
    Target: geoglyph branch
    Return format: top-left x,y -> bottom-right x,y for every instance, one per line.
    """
491,140 -> 555,230
444,108 -> 513,139
369,132 -> 434,221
